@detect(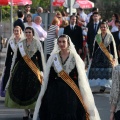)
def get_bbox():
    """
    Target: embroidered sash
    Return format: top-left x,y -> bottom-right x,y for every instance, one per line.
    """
18,42 -> 43,84
53,54 -> 89,120
10,40 -> 16,52
96,34 -> 113,63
